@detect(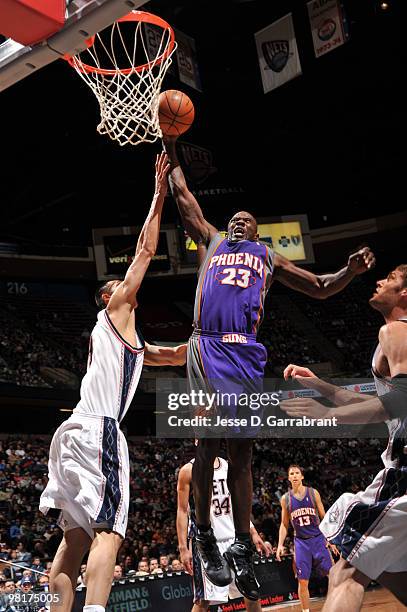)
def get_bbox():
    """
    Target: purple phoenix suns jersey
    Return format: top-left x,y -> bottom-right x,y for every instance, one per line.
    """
288,487 -> 321,539
194,233 -> 274,334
